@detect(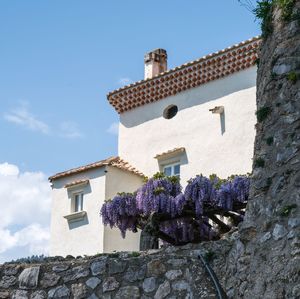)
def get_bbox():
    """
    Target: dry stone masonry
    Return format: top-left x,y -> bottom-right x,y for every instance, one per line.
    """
221,1 -> 300,298
0,2 -> 299,299
0,241 -> 233,299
